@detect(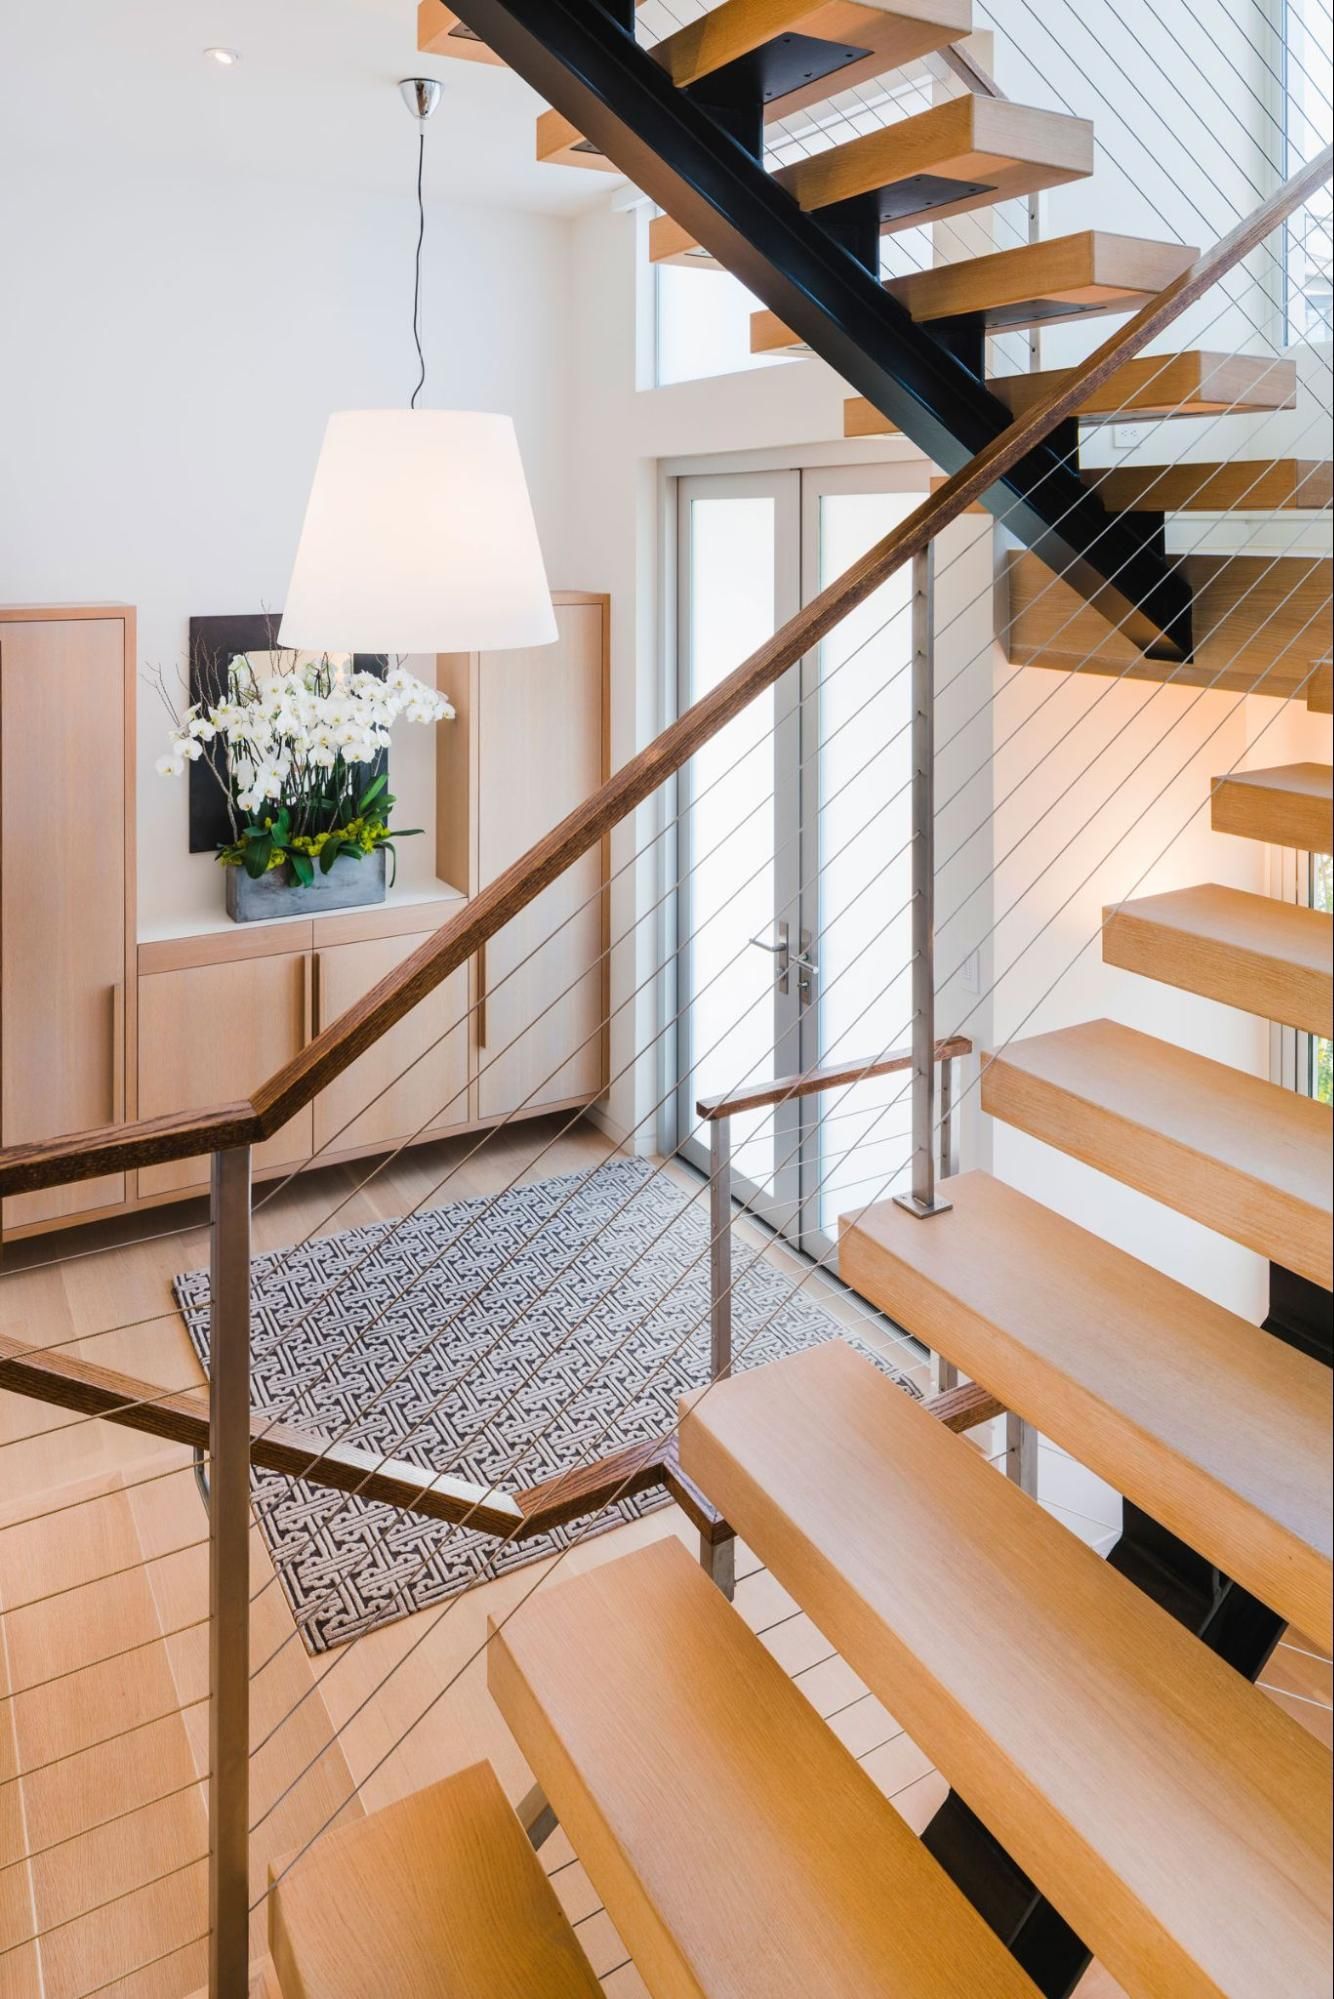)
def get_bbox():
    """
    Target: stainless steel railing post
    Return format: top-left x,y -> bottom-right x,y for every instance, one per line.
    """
895,543 -> 951,1224
702,1115 -> 736,1597
208,1144 -> 252,1999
